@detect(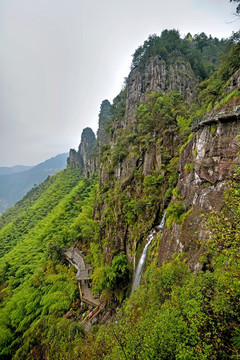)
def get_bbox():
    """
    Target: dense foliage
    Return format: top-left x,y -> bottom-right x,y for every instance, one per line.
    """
97,90 -> 194,272
0,168 -> 82,257
0,29 -> 239,360
198,33 -> 240,108
131,29 -> 227,79
0,169 -> 98,359
231,0 -> 240,13
75,174 -> 240,359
